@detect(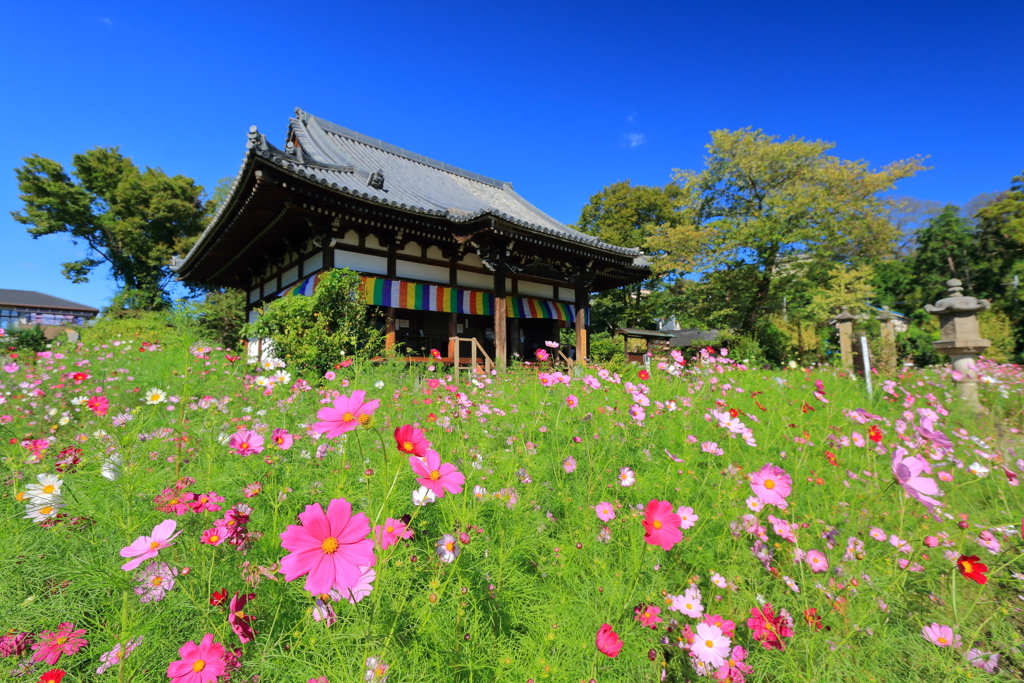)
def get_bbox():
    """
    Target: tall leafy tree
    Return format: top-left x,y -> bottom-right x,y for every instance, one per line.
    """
910,206 -> 979,304
648,128 -> 926,333
11,147 -> 210,308
574,180 -> 681,329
